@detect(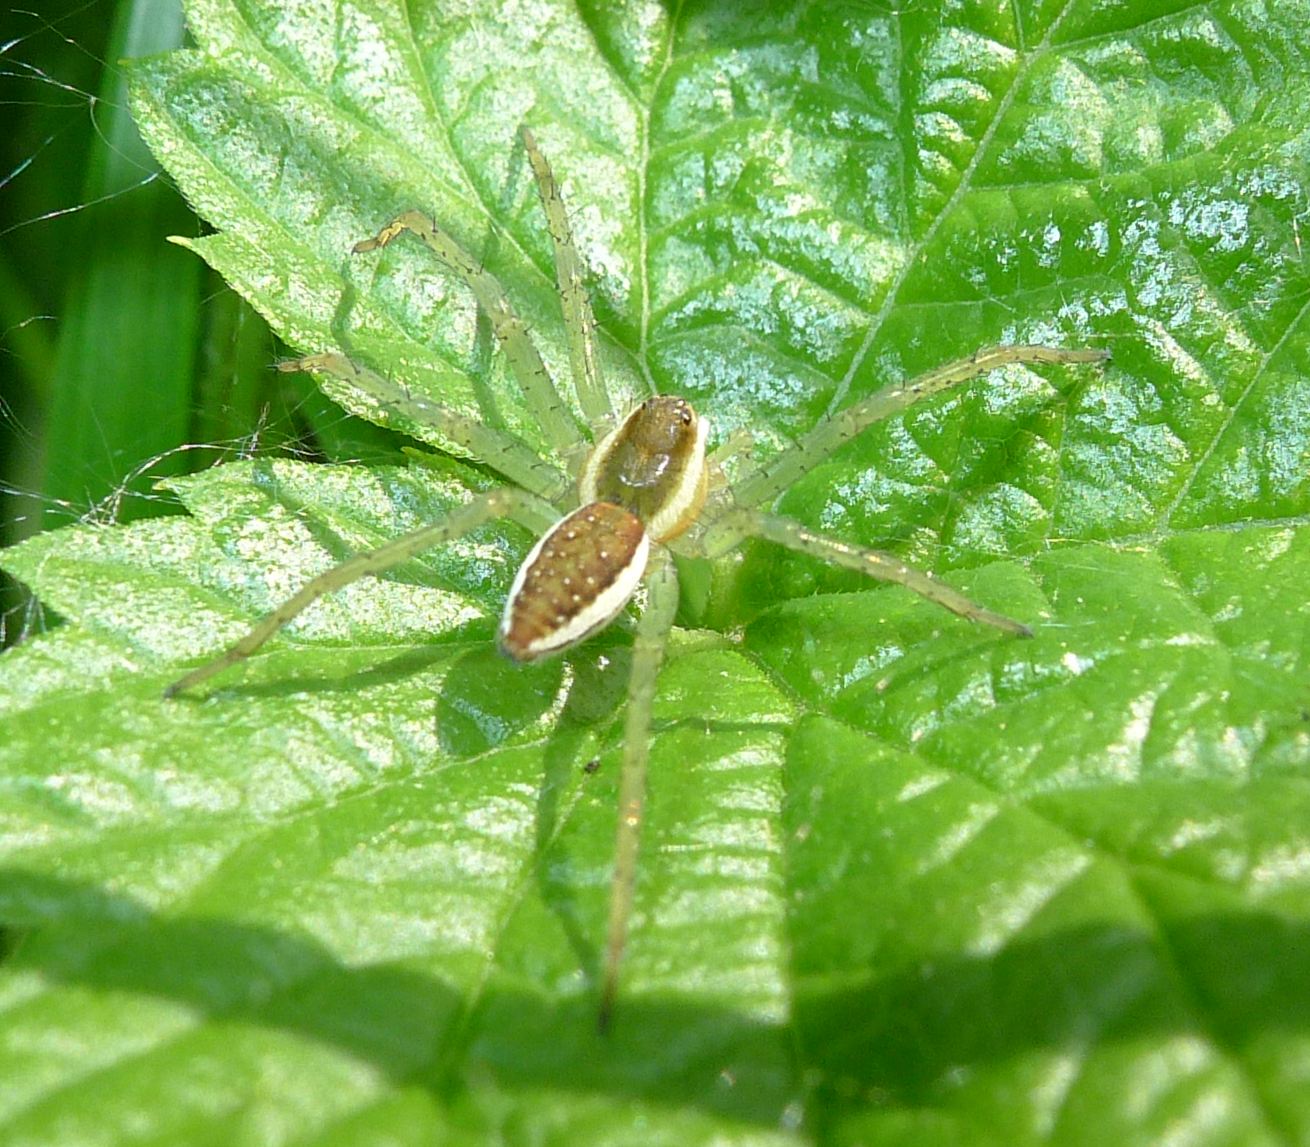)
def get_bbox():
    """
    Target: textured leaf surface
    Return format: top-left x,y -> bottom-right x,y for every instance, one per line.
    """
2,1 -> 1309,1144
